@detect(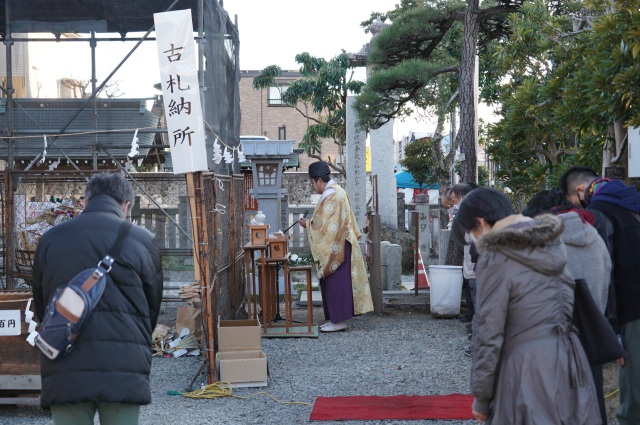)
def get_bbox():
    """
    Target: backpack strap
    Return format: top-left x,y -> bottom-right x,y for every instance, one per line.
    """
80,221 -> 133,293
